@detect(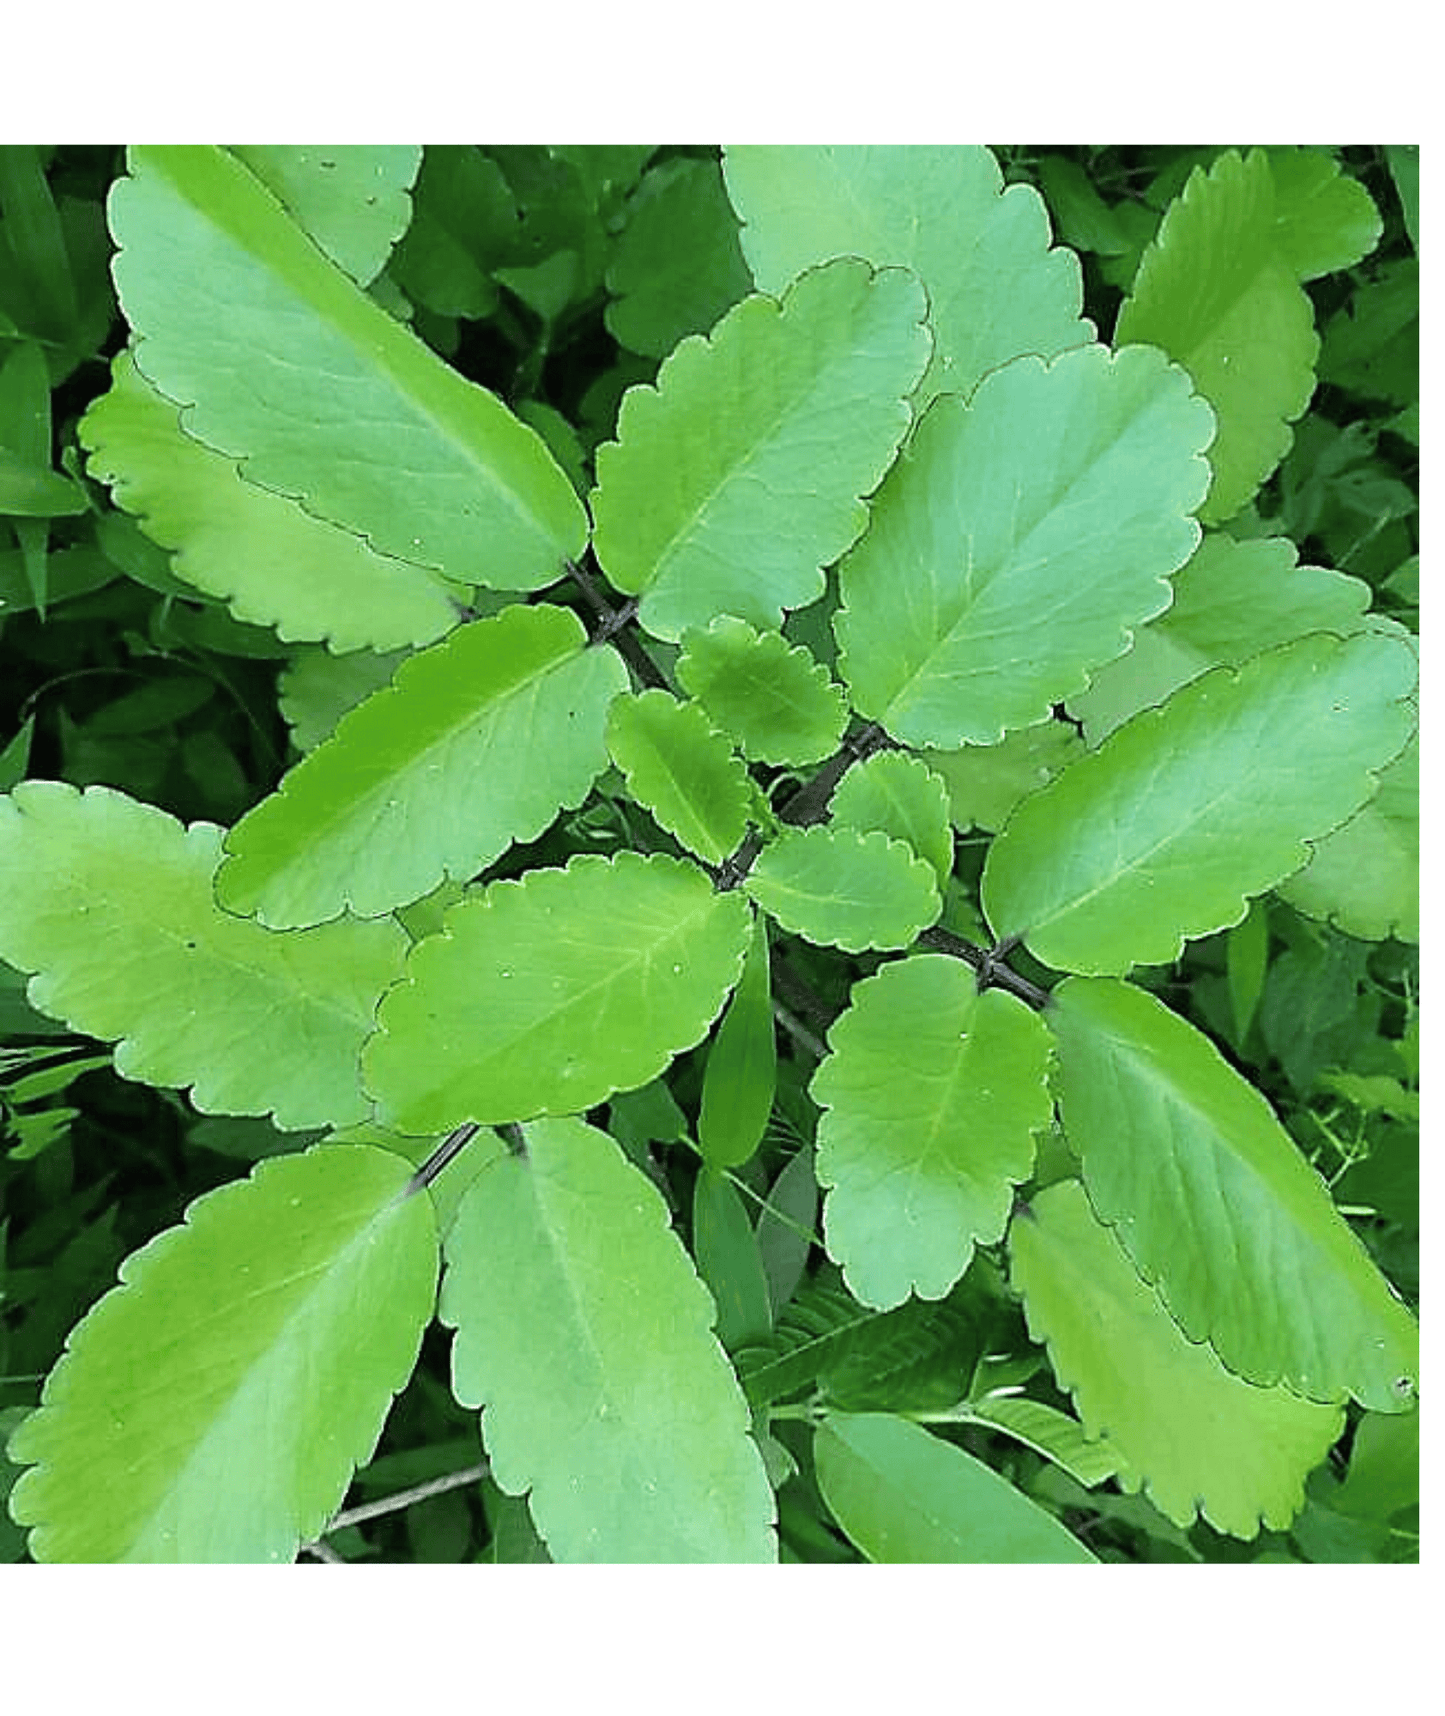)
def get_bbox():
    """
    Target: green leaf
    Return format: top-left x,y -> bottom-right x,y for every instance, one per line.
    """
604,689 -> 751,866
0,341 -> 85,520
1265,148 -> 1382,281
217,605 -> 627,927
1384,147 -> 1419,255
110,145 -> 586,591
723,144 -> 1092,407
604,157 -> 752,359
697,911 -> 777,1170
1279,731 -> 1418,944
0,781 -> 406,1130
982,630 -> 1418,976
961,1395 -> 1122,1489
7,1144 -> 436,1561
924,721 -> 1083,835
835,344 -> 1213,748
692,1166 -> 773,1348
364,852 -> 751,1133
81,352 -> 464,653
230,146 -> 421,286
278,644 -> 412,752
1067,533 -> 1373,744
441,1118 -> 776,1562
1048,977 -> 1419,1412
590,257 -> 930,640
1116,149 -> 1320,524
1010,1181 -> 1344,1538
1226,900 -> 1270,1045
827,751 -> 954,894
744,826 -> 939,954
814,1411 -> 1095,1562
675,615 -> 847,767
810,955 -> 1051,1308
